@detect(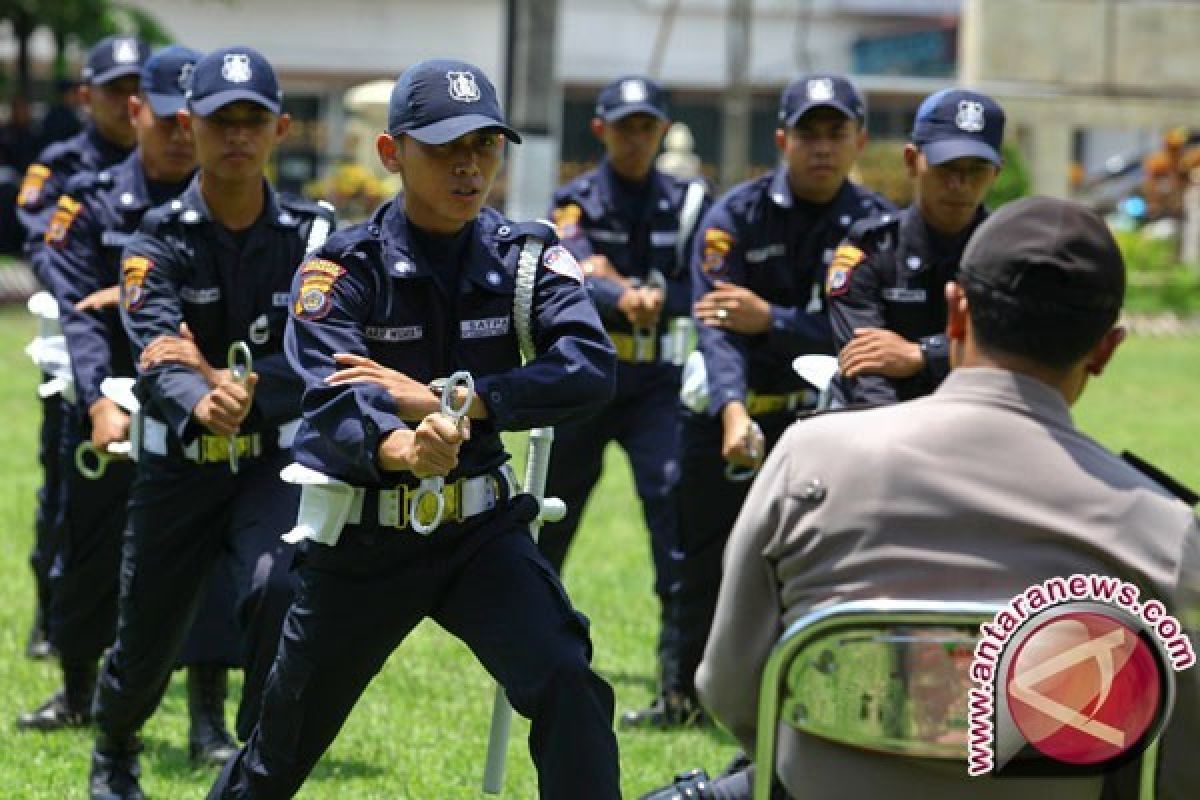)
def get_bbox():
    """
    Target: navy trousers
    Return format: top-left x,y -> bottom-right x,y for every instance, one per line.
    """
209,506 -> 621,800
92,447 -> 298,743
668,408 -> 794,694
